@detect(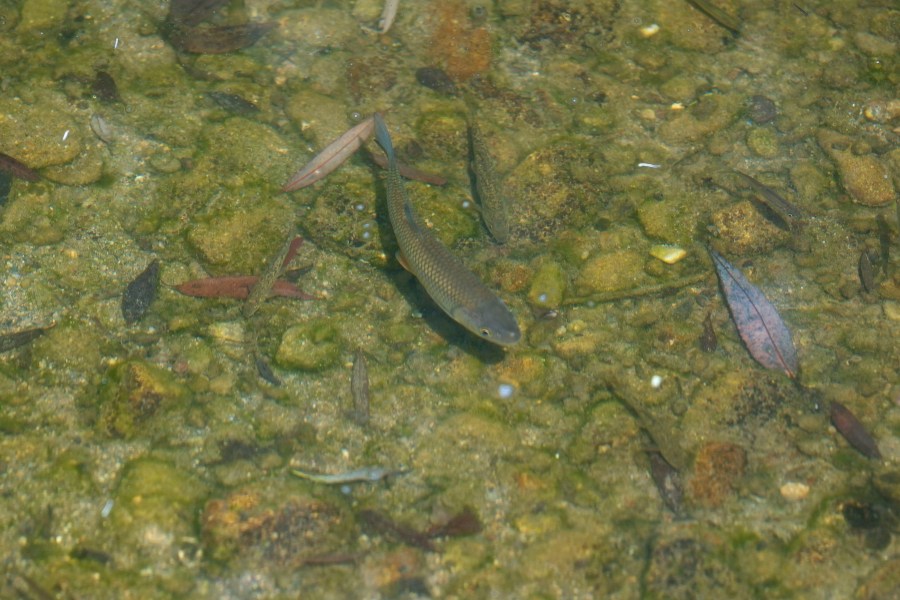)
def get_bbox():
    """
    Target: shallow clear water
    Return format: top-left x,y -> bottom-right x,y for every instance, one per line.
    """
0,0 -> 898,598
